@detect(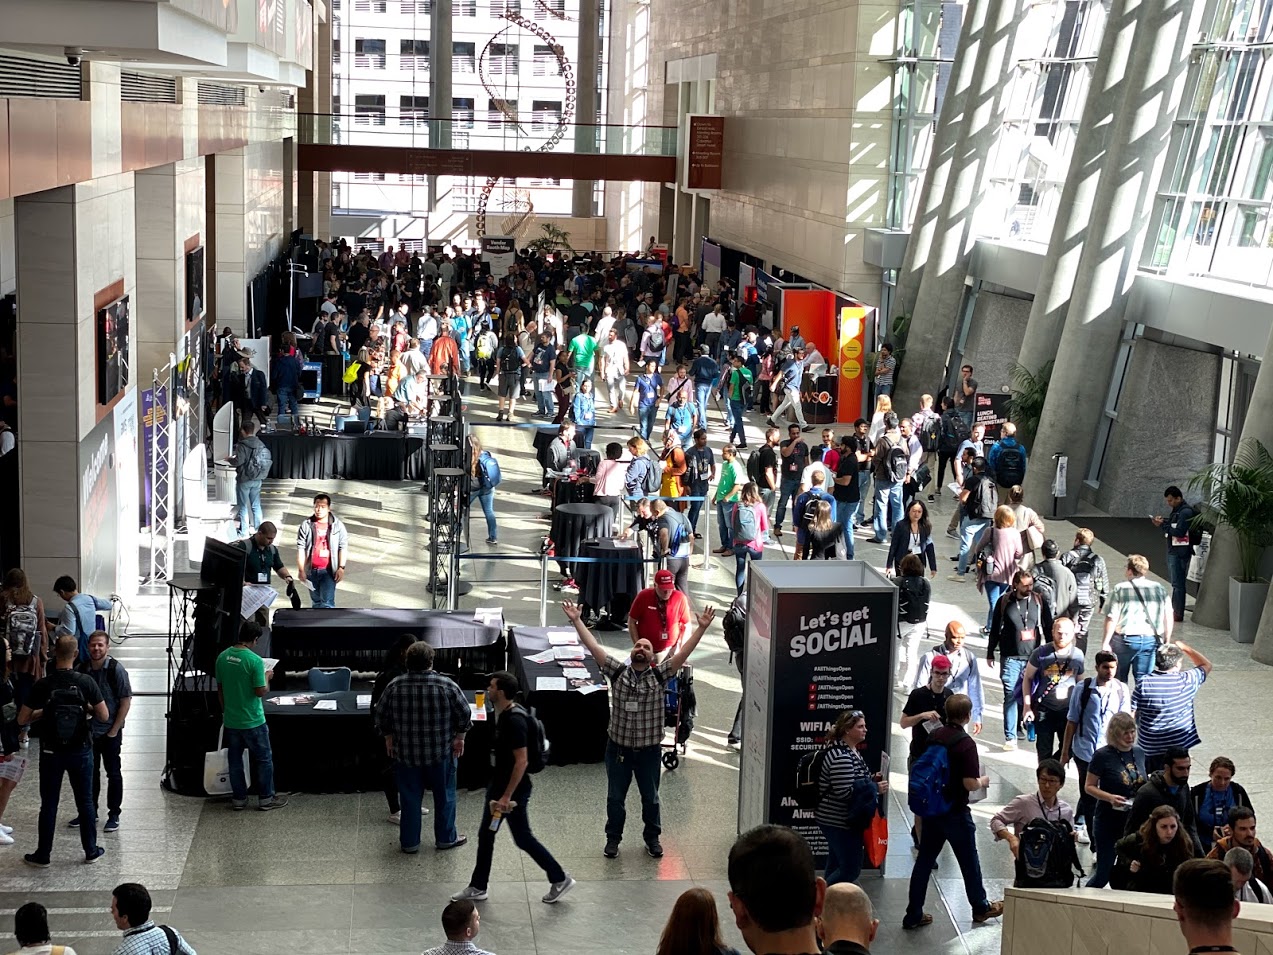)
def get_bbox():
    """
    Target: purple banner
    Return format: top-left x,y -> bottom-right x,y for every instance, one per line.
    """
140,386 -> 169,518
